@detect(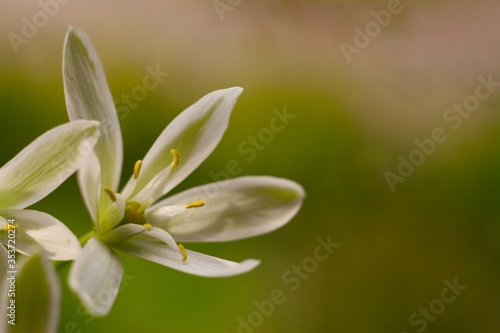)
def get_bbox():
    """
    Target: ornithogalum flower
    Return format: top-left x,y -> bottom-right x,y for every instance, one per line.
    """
0,120 -> 100,260
63,26 -> 305,316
